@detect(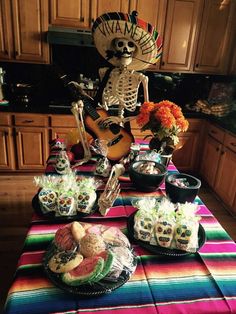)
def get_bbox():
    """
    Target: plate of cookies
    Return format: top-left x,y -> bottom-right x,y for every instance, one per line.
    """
43,221 -> 137,295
